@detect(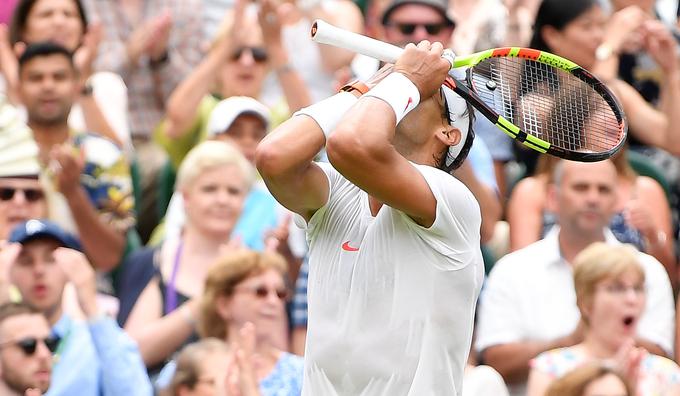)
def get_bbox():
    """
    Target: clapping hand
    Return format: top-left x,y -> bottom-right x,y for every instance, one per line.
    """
225,322 -> 262,396
53,248 -> 98,318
